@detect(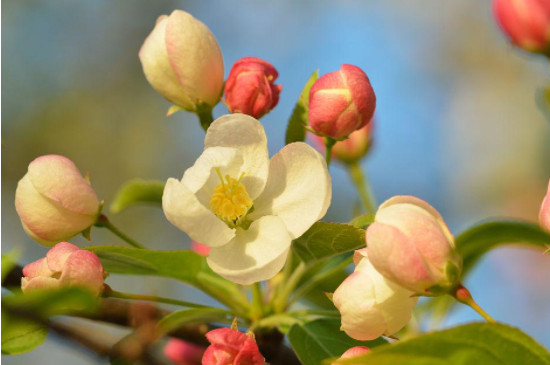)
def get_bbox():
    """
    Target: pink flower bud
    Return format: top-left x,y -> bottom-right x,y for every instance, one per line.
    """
308,64 -> 375,139
139,10 -> 224,113
493,0 -> 550,53
224,57 -> 282,119
202,328 -> 264,365
191,242 -> 210,256
15,155 -> 100,246
21,242 -> 105,296
366,196 -> 462,295
539,179 -> 550,231
332,249 -> 417,341
164,338 -> 204,365
331,346 -> 370,365
311,122 -> 373,164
